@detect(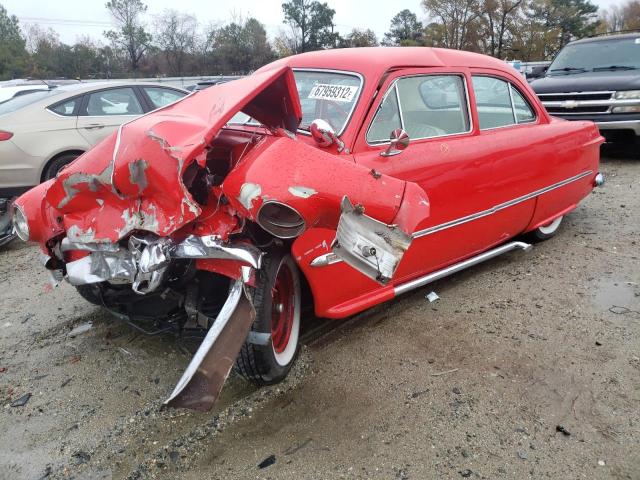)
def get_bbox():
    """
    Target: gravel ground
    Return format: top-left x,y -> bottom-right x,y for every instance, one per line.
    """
0,148 -> 638,480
